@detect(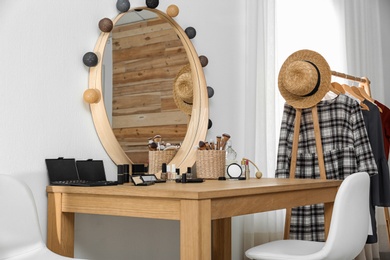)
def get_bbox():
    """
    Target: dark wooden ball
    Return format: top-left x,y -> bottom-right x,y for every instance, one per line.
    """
185,27 -> 196,39
82,52 -> 98,67
99,18 -> 113,32
116,0 -> 130,12
207,86 -> 214,98
208,119 -> 213,129
199,55 -> 209,67
146,0 -> 159,9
